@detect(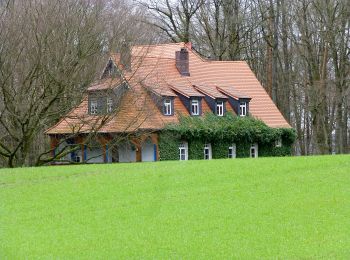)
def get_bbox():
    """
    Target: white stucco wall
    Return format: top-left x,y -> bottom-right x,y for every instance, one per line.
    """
119,142 -> 136,162
56,141 -> 82,162
141,140 -> 155,162
86,147 -> 104,163
56,141 -> 70,161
